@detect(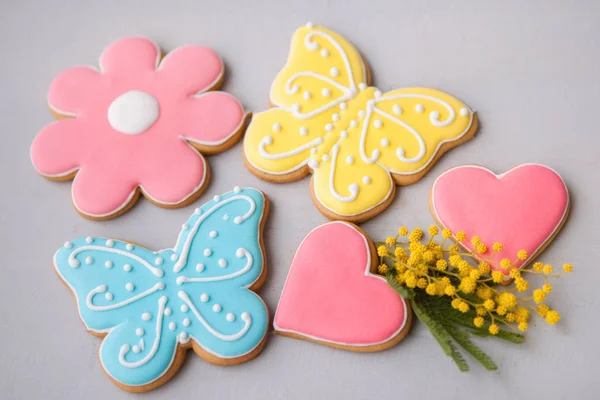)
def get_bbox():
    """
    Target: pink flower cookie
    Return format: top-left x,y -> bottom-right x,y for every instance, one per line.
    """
430,164 -> 570,275
31,37 -> 248,219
